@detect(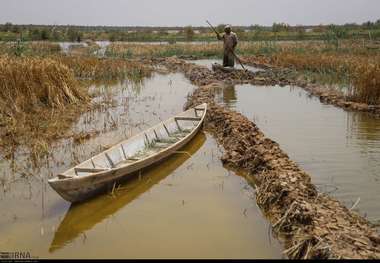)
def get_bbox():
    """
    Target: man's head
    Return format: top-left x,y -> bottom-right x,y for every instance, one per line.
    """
224,25 -> 232,34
